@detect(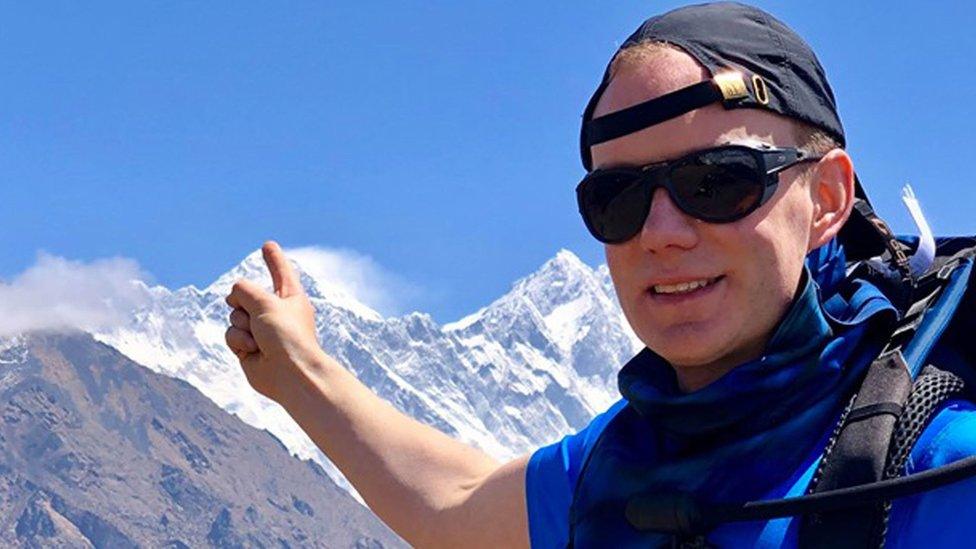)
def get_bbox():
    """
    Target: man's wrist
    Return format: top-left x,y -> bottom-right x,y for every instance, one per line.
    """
279,345 -> 348,410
